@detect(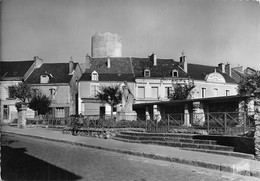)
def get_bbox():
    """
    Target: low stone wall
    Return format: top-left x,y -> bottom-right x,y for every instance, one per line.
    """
193,134 -> 255,155
62,127 -> 145,139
